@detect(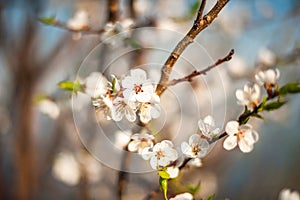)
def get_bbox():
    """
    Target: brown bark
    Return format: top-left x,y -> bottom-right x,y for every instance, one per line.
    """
156,0 -> 230,96
13,69 -> 37,200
